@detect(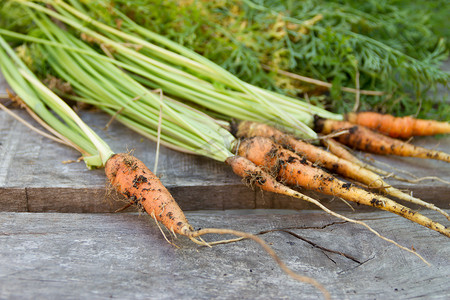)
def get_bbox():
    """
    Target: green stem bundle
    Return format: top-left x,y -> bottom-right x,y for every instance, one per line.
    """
13,0 -> 344,139
0,34 -> 113,168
